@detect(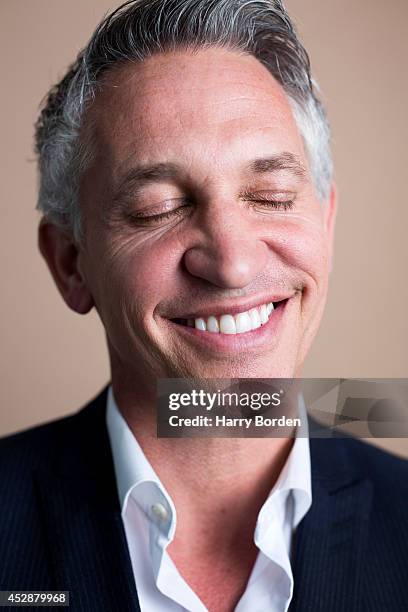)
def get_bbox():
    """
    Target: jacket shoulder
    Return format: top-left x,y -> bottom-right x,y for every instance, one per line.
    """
342,436 -> 408,491
0,386 -> 109,474
313,435 -> 408,525
0,386 -> 110,591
